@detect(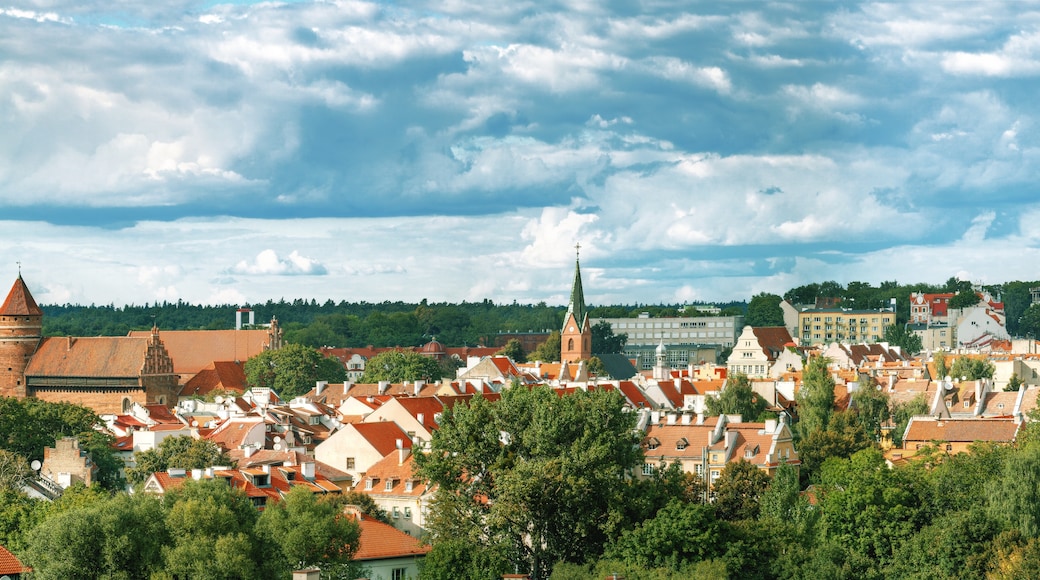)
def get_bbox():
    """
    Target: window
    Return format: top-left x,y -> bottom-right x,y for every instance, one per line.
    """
405,480 -> 414,492
392,567 -> 408,580
694,464 -> 703,475
385,479 -> 394,491
676,438 -> 688,450
567,338 -> 574,350
404,506 -> 412,518
392,506 -> 400,518
366,479 -> 374,490
710,469 -> 720,482
642,463 -> 656,476
345,457 -> 355,470
646,438 -> 660,450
